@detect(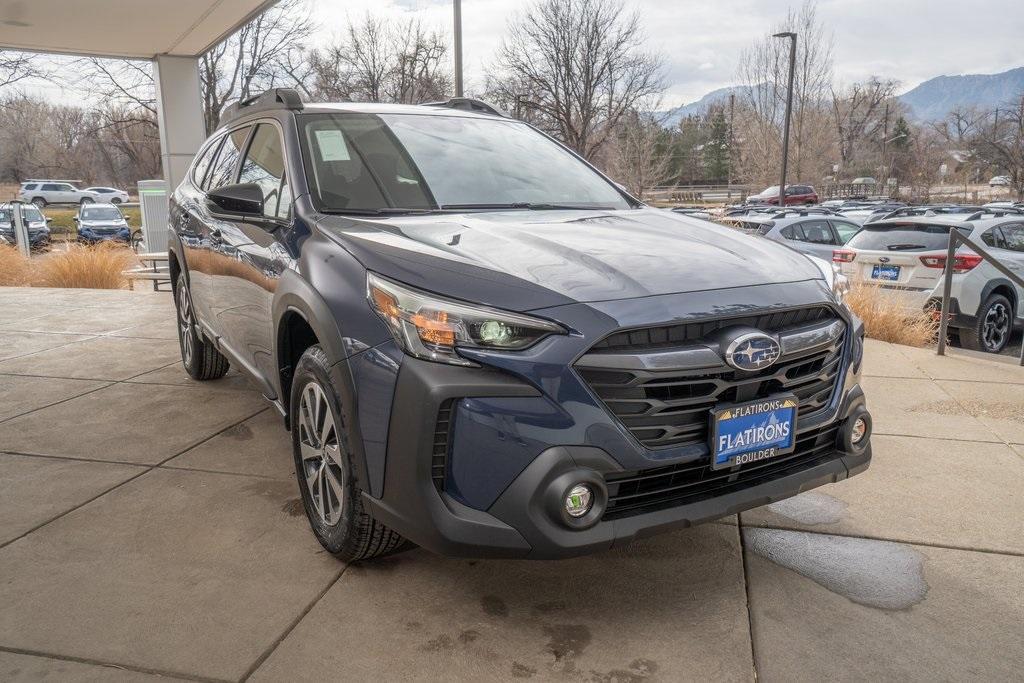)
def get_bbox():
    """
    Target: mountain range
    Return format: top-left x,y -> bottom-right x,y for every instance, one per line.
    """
658,66 -> 1024,126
